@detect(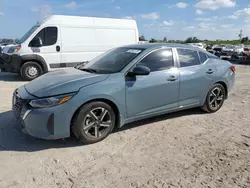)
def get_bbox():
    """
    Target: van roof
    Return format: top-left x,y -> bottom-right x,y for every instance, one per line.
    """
40,15 -> 137,28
